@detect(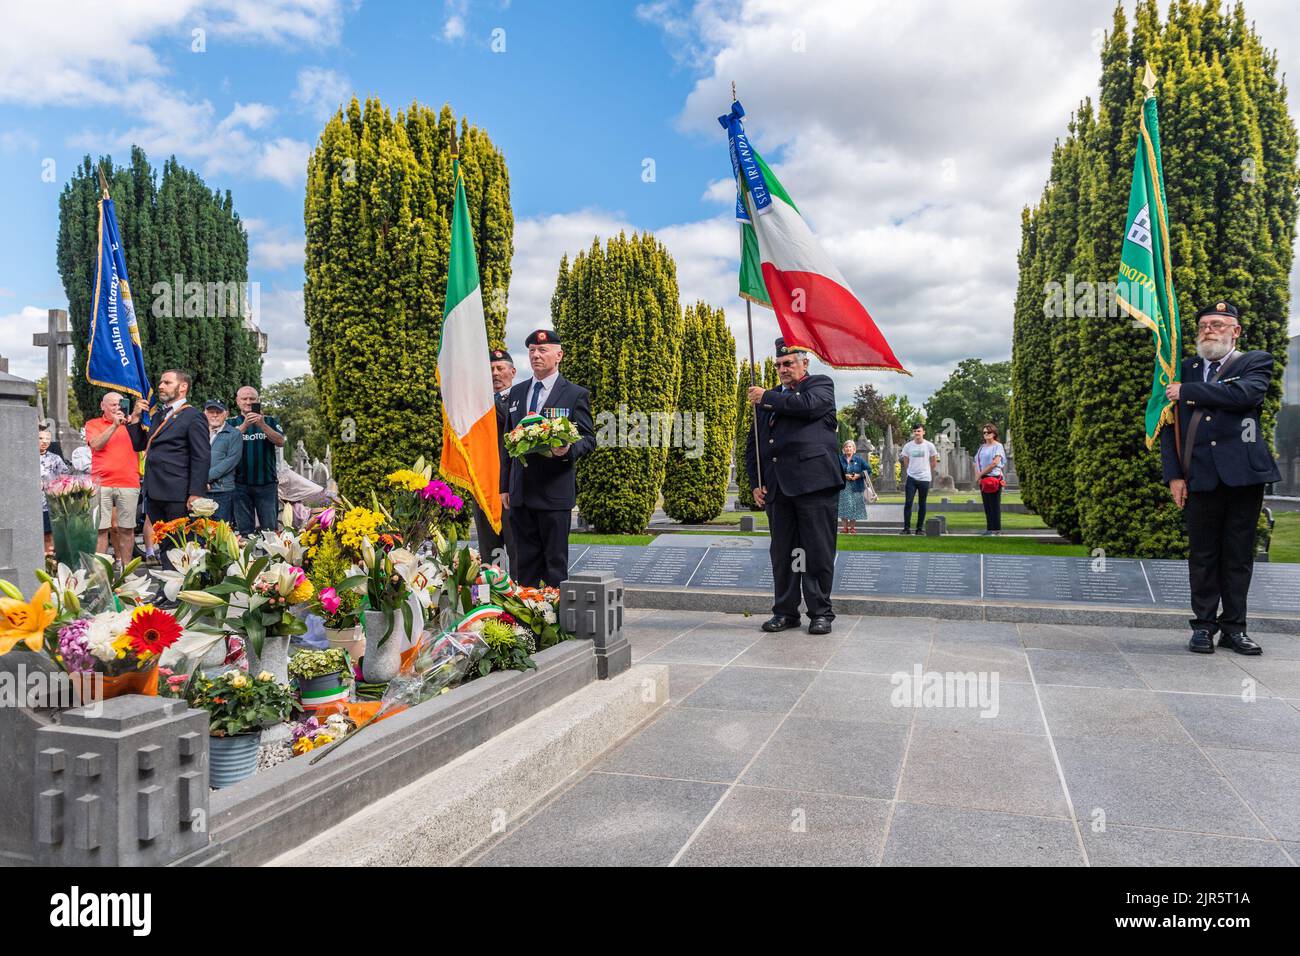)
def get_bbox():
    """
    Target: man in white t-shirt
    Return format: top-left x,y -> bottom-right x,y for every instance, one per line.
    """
898,424 -> 939,535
